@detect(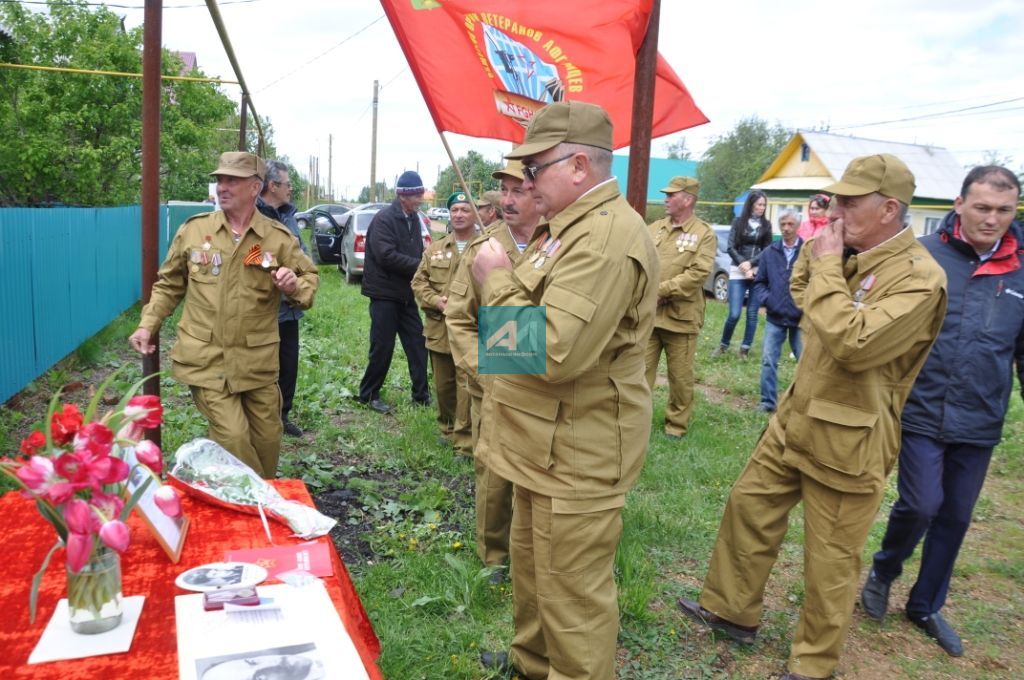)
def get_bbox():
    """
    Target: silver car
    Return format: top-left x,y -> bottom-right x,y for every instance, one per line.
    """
702,225 -> 732,302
